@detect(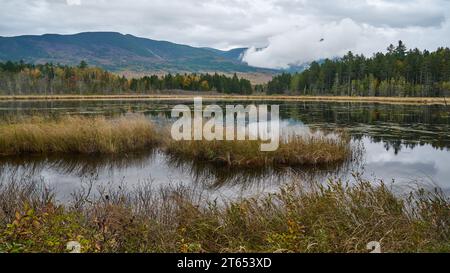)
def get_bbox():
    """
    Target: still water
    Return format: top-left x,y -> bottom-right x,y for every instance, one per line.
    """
0,99 -> 449,200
